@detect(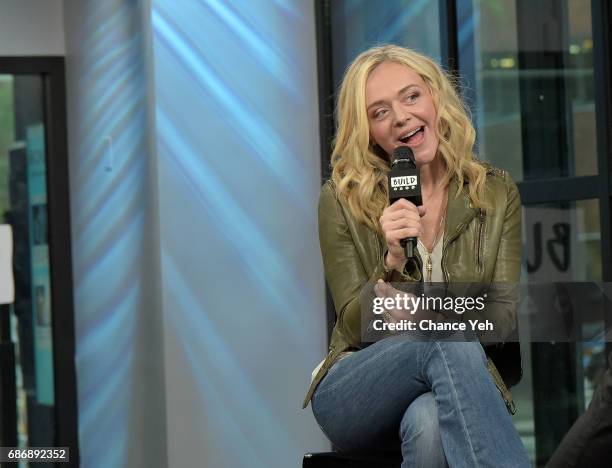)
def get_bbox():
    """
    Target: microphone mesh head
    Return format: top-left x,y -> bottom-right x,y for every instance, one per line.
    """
392,146 -> 414,163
